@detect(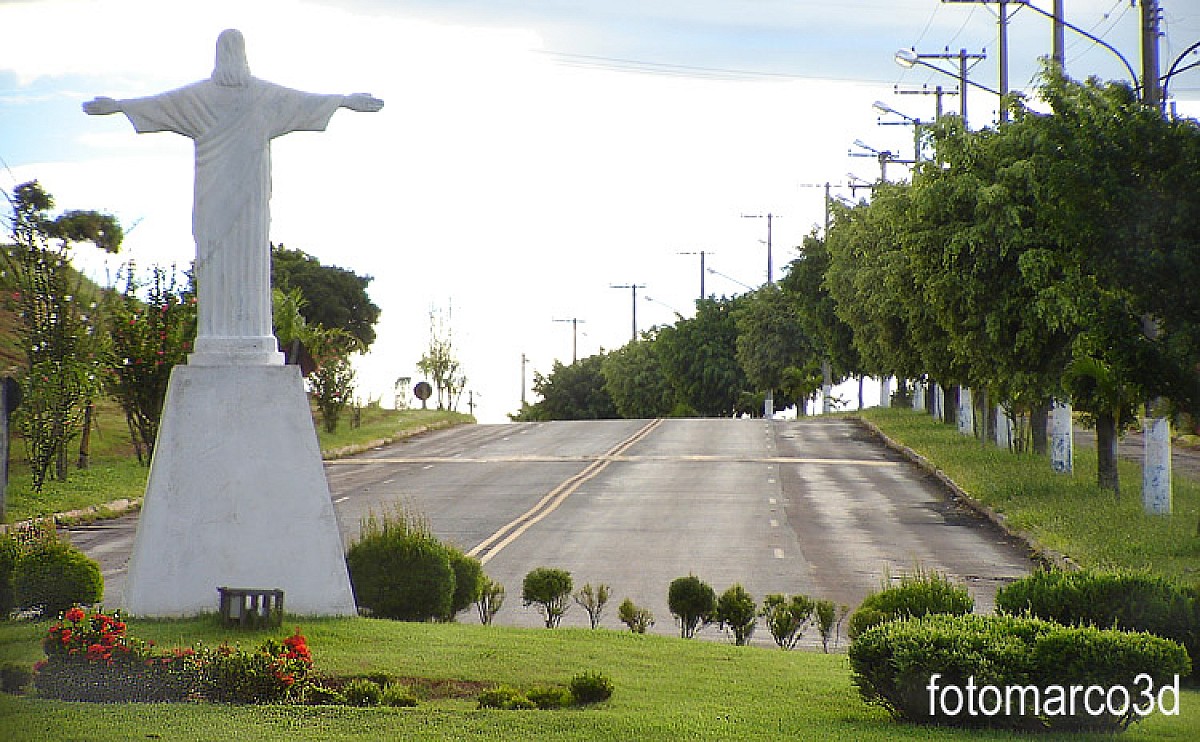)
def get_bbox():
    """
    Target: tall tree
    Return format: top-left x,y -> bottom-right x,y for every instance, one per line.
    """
271,244 -> 380,349
514,355 -> 617,421
655,297 -> 751,417
2,181 -> 122,489
601,333 -> 676,418
105,264 -> 197,463
732,285 -> 813,412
